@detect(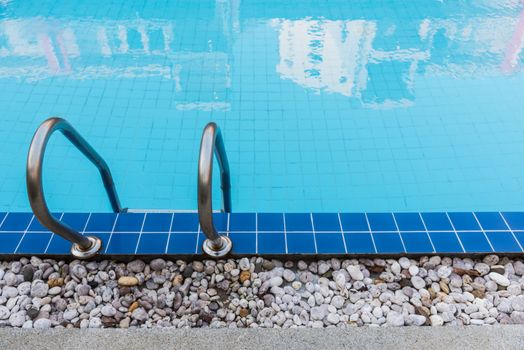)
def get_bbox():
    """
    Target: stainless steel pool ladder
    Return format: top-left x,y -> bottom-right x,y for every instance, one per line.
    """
26,117 -> 123,259
198,122 -> 232,257
26,117 -> 233,258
